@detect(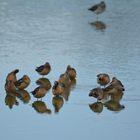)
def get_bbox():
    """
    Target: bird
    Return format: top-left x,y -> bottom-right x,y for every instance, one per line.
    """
89,87 -> 109,101
16,90 -> 31,104
88,1 -> 106,20
5,80 -> 17,93
35,62 -> 51,76
89,87 -> 103,100
97,73 -> 110,88
31,86 -> 48,99
110,77 -> 125,91
103,84 -> 124,95
58,73 -> 71,87
15,75 -> 31,90
52,81 -> 65,96
36,77 -> 51,90
65,65 -> 76,80
6,69 -> 19,83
